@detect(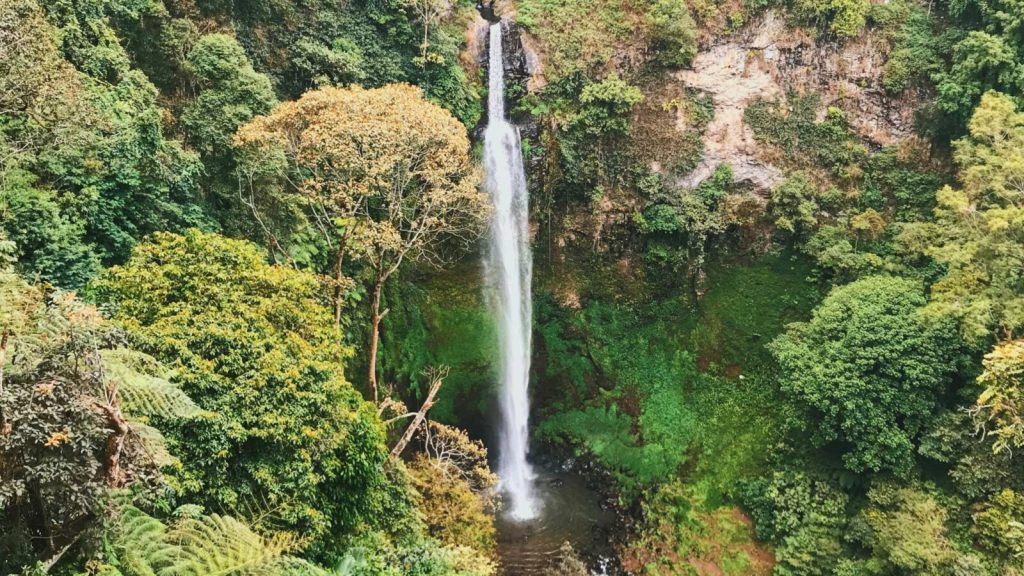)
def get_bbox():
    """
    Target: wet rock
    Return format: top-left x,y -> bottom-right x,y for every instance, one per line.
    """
475,20 -> 540,139
476,0 -> 500,22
